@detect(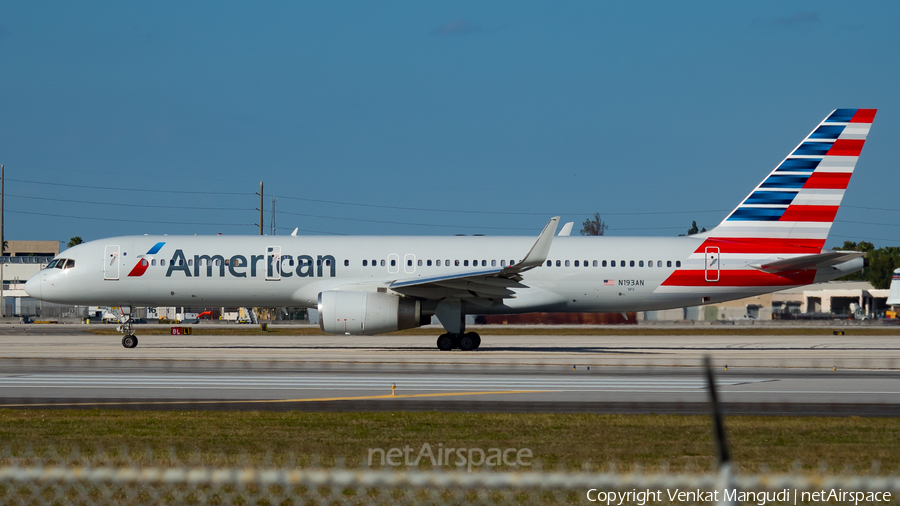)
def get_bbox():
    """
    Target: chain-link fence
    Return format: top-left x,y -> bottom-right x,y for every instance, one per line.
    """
1,448 -> 900,505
